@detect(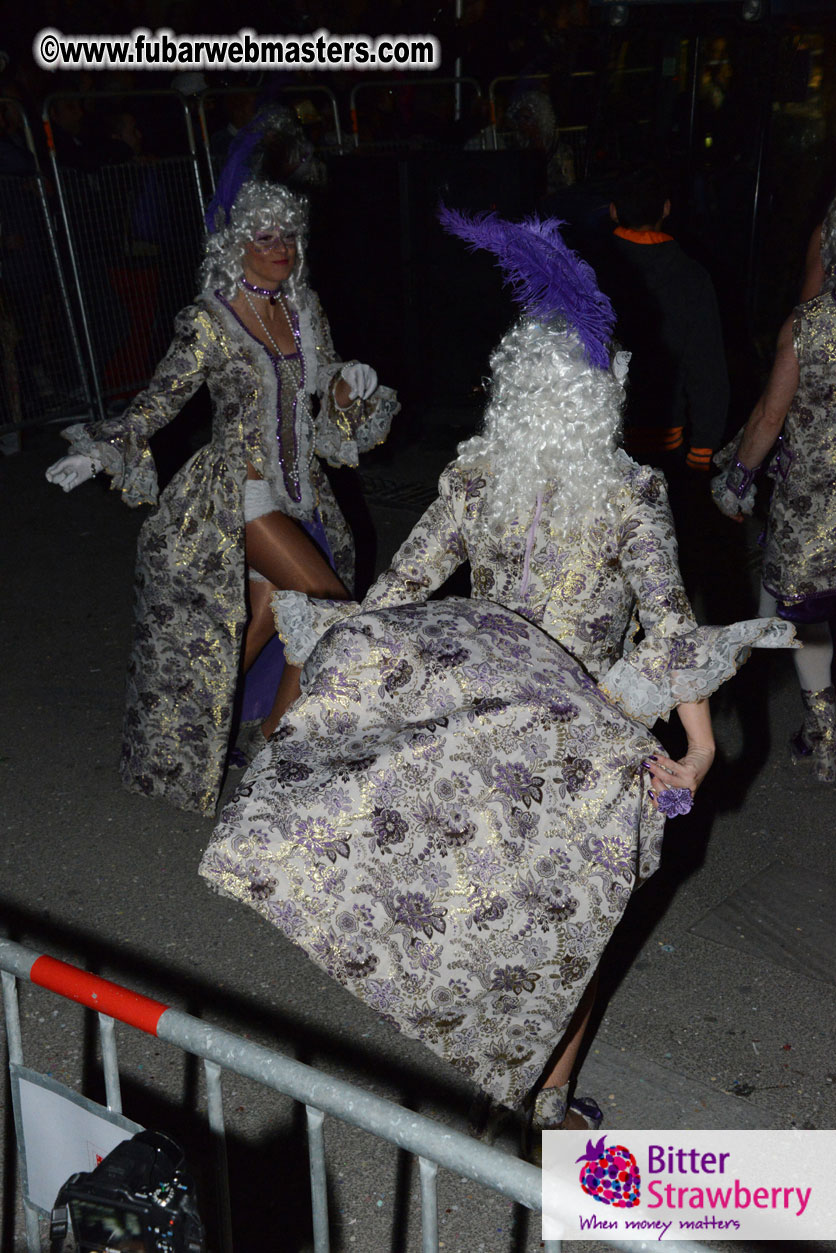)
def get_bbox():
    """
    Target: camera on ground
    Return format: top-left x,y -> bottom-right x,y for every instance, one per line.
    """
50,1130 -> 205,1252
